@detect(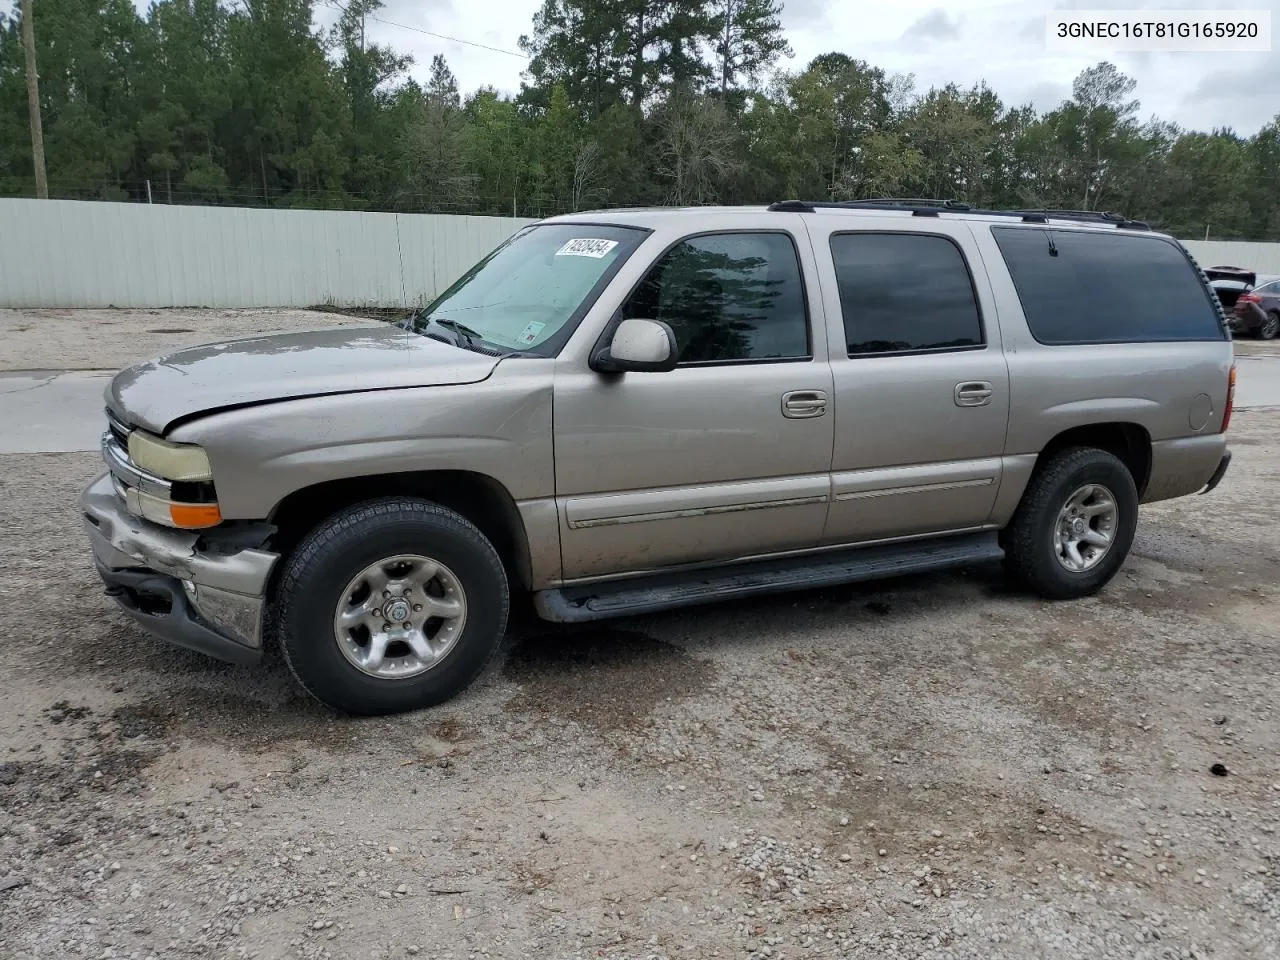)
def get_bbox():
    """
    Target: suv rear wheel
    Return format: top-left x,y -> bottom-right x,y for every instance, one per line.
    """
1002,447 -> 1138,600
275,498 -> 509,715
